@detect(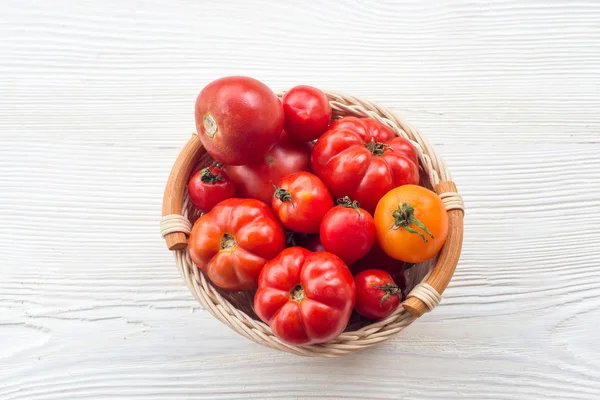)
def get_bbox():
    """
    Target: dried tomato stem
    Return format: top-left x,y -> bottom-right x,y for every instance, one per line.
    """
374,283 -> 401,307
391,202 -> 434,243
337,196 -> 361,215
364,139 -> 389,156
290,284 -> 305,302
200,167 -> 224,184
